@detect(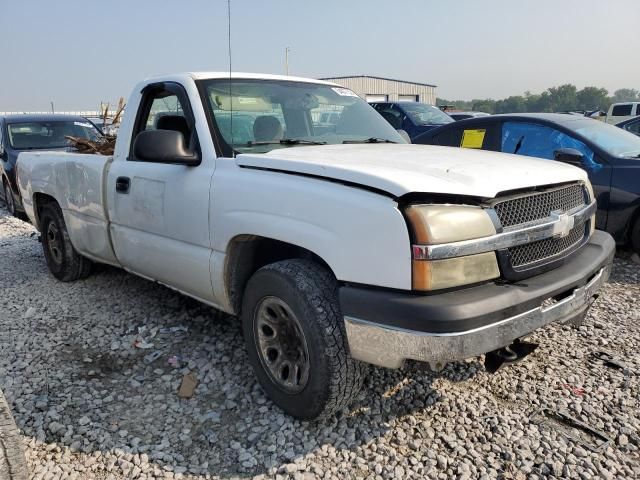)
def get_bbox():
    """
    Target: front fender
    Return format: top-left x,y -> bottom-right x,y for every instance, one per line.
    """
210,161 -> 412,302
